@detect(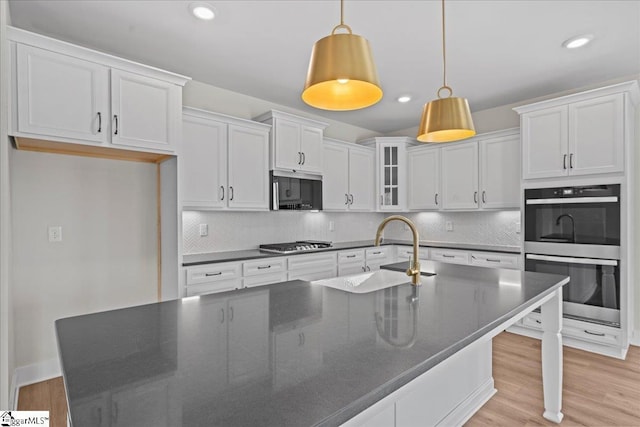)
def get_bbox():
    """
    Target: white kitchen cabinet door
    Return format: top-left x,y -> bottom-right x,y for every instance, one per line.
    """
181,115 -> 228,209
378,143 -> 406,211
569,94 -> 624,176
349,148 -> 375,211
111,69 -> 179,152
441,143 -> 478,210
479,134 -> 520,208
273,118 -> 302,171
227,291 -> 270,385
323,142 -> 350,210
300,125 -> 324,174
521,105 -> 568,179
408,147 -> 440,210
273,322 -> 323,390
111,378 -> 179,427
227,124 -> 270,210
16,44 -> 110,144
